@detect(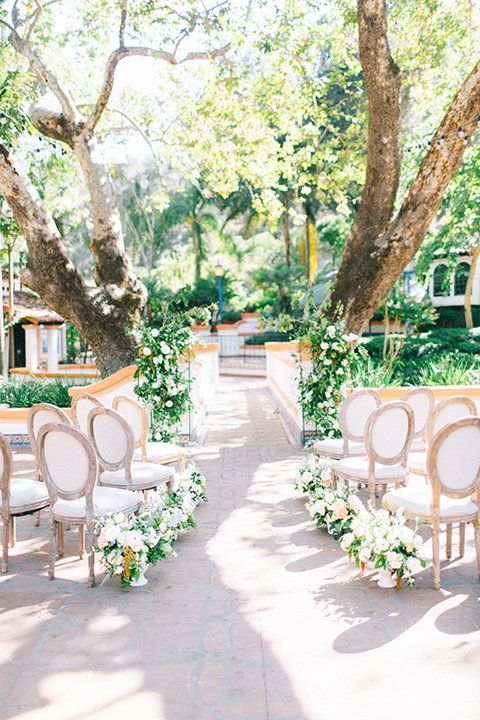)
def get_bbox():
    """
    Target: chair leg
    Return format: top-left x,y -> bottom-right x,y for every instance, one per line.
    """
179,454 -> 186,473
49,516 -> 57,581
459,522 -> 466,558
446,524 -> 453,560
330,468 -> 337,491
474,521 -> 480,580
9,516 -> 15,548
57,523 -> 64,558
78,524 -> 85,559
369,484 -> 376,508
34,510 -> 40,528
432,524 -> 441,590
1,511 -> 9,573
85,527 -> 95,588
